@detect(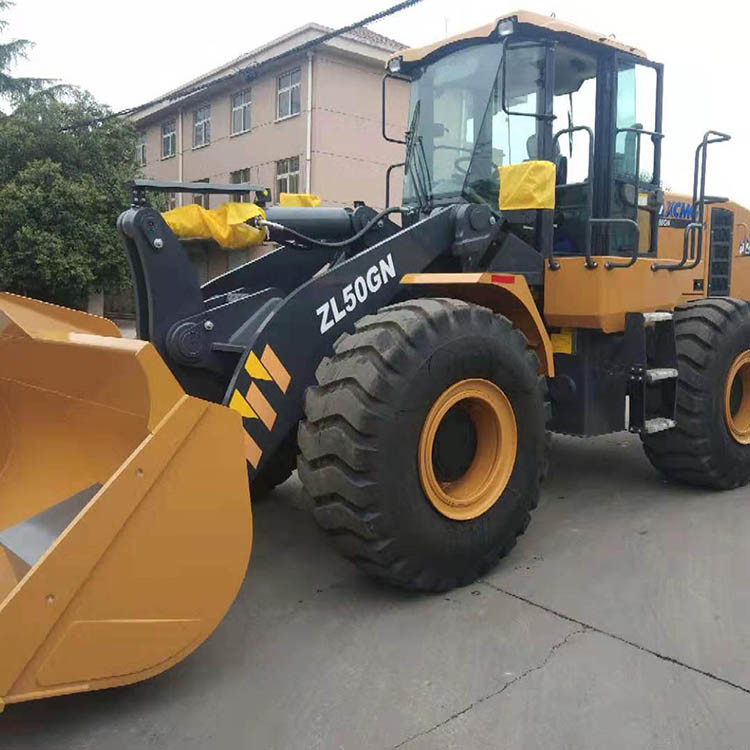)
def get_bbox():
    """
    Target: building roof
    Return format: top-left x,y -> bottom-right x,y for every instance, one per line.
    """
343,25 -> 405,52
396,10 -> 648,66
130,23 -> 405,124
